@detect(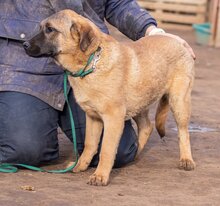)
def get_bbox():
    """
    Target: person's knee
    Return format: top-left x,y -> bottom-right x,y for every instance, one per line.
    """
0,134 -> 59,165
0,92 -> 59,165
0,141 -> 41,165
1,132 -> 59,167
